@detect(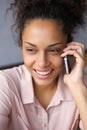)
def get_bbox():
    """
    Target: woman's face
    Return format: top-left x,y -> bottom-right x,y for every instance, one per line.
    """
22,19 -> 67,87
